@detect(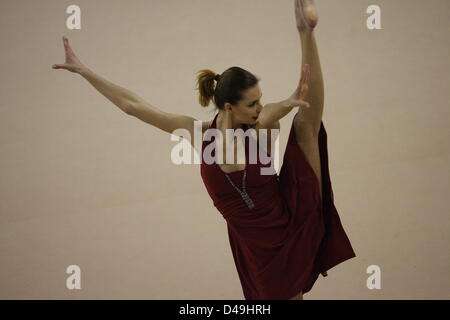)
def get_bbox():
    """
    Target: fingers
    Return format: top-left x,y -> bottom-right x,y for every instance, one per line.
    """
62,35 -> 74,55
303,64 -> 310,85
298,68 -> 305,86
297,65 -> 306,92
291,64 -> 311,107
52,63 -> 67,70
292,99 -> 310,108
299,64 -> 310,86
298,64 -> 310,98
